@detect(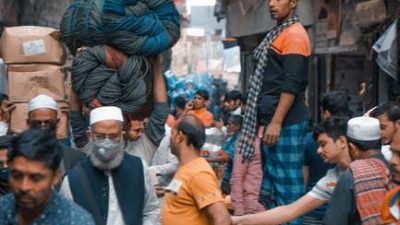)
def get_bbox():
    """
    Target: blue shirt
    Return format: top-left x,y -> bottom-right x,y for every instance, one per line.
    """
0,191 -> 95,225
222,133 -> 239,182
